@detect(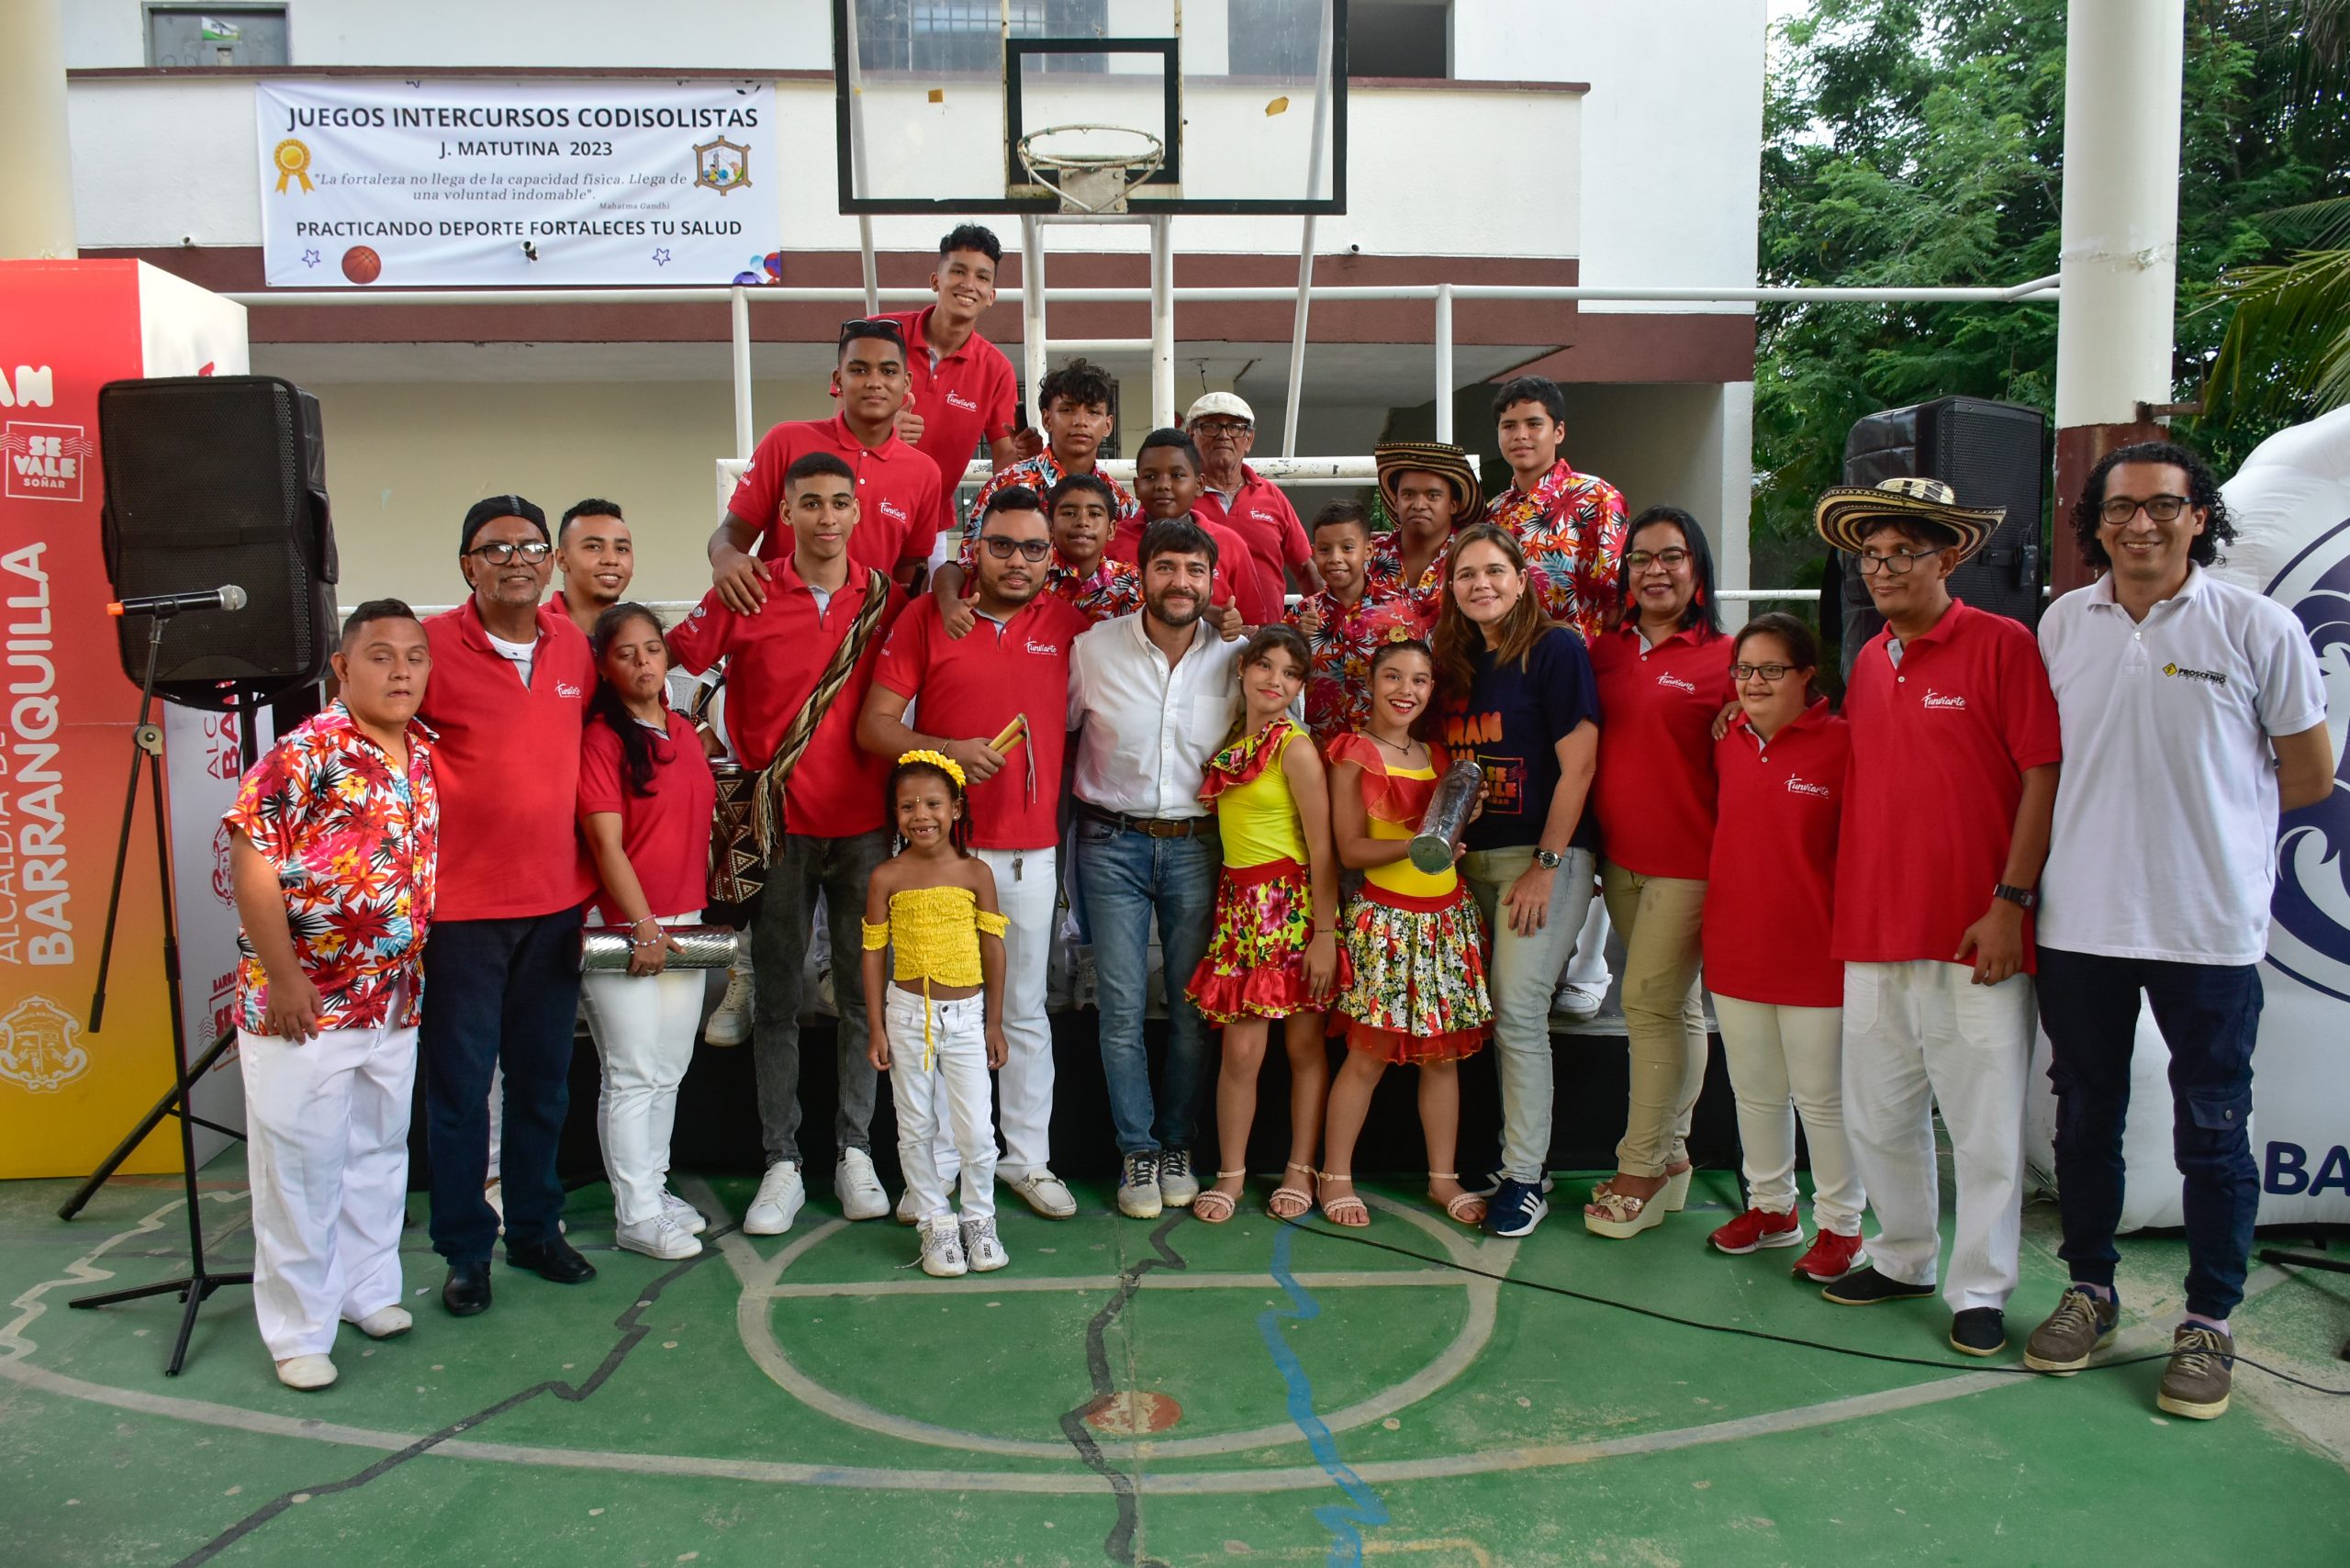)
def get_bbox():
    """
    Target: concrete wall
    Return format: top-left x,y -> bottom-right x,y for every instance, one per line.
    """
1452,0 -> 1766,311
277,373 -> 843,609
